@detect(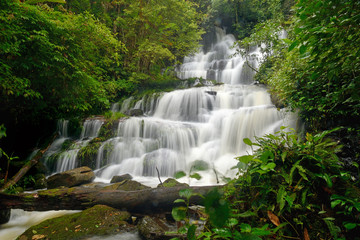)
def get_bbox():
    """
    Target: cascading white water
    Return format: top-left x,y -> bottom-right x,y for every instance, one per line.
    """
42,27 -> 296,184
0,27 -> 297,240
94,27 -> 297,185
44,118 -> 104,173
